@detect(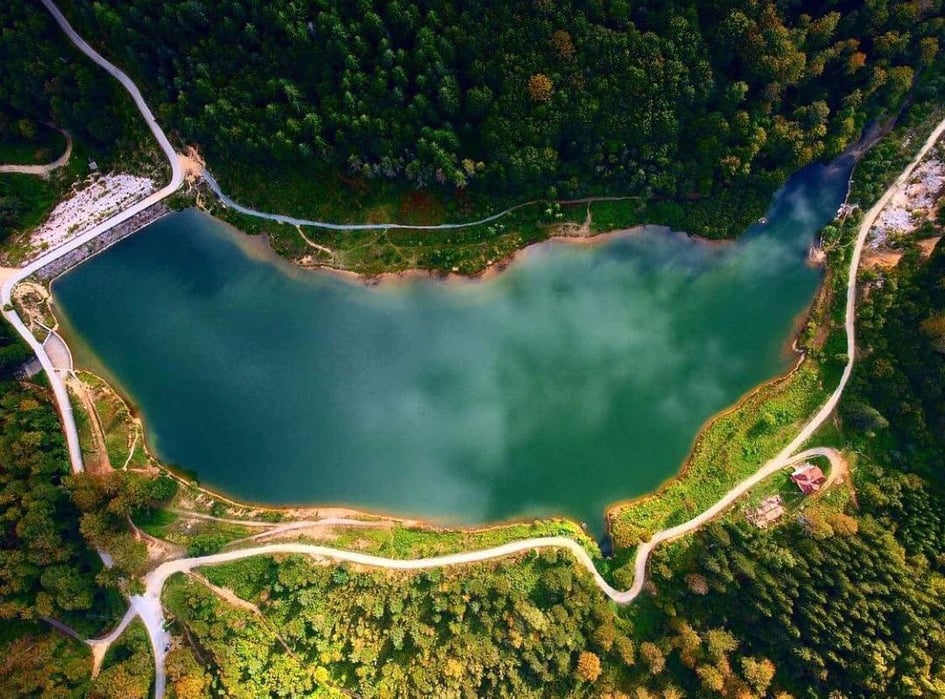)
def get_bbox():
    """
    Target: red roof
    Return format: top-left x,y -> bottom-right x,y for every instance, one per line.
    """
791,464 -> 827,495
